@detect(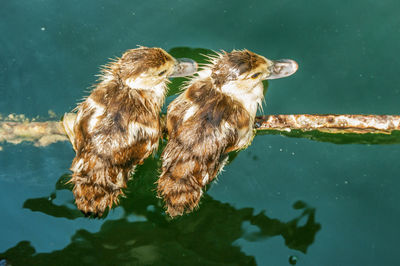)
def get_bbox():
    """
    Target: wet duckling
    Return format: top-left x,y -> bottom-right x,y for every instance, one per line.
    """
157,49 -> 298,217
69,47 -> 197,216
